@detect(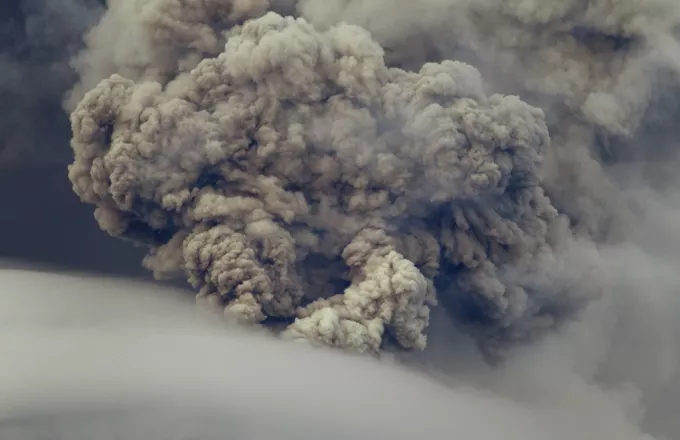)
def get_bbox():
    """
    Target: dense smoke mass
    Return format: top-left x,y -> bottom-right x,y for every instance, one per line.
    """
64,0 -> 680,360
